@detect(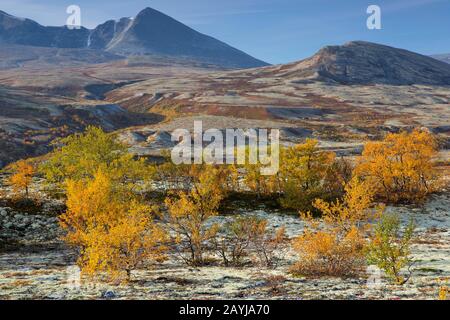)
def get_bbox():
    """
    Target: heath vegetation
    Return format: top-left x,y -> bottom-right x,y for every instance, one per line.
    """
1,127 -> 442,287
